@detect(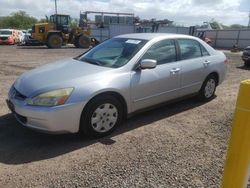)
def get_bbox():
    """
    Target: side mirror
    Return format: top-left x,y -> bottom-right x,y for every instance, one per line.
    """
140,59 -> 157,69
